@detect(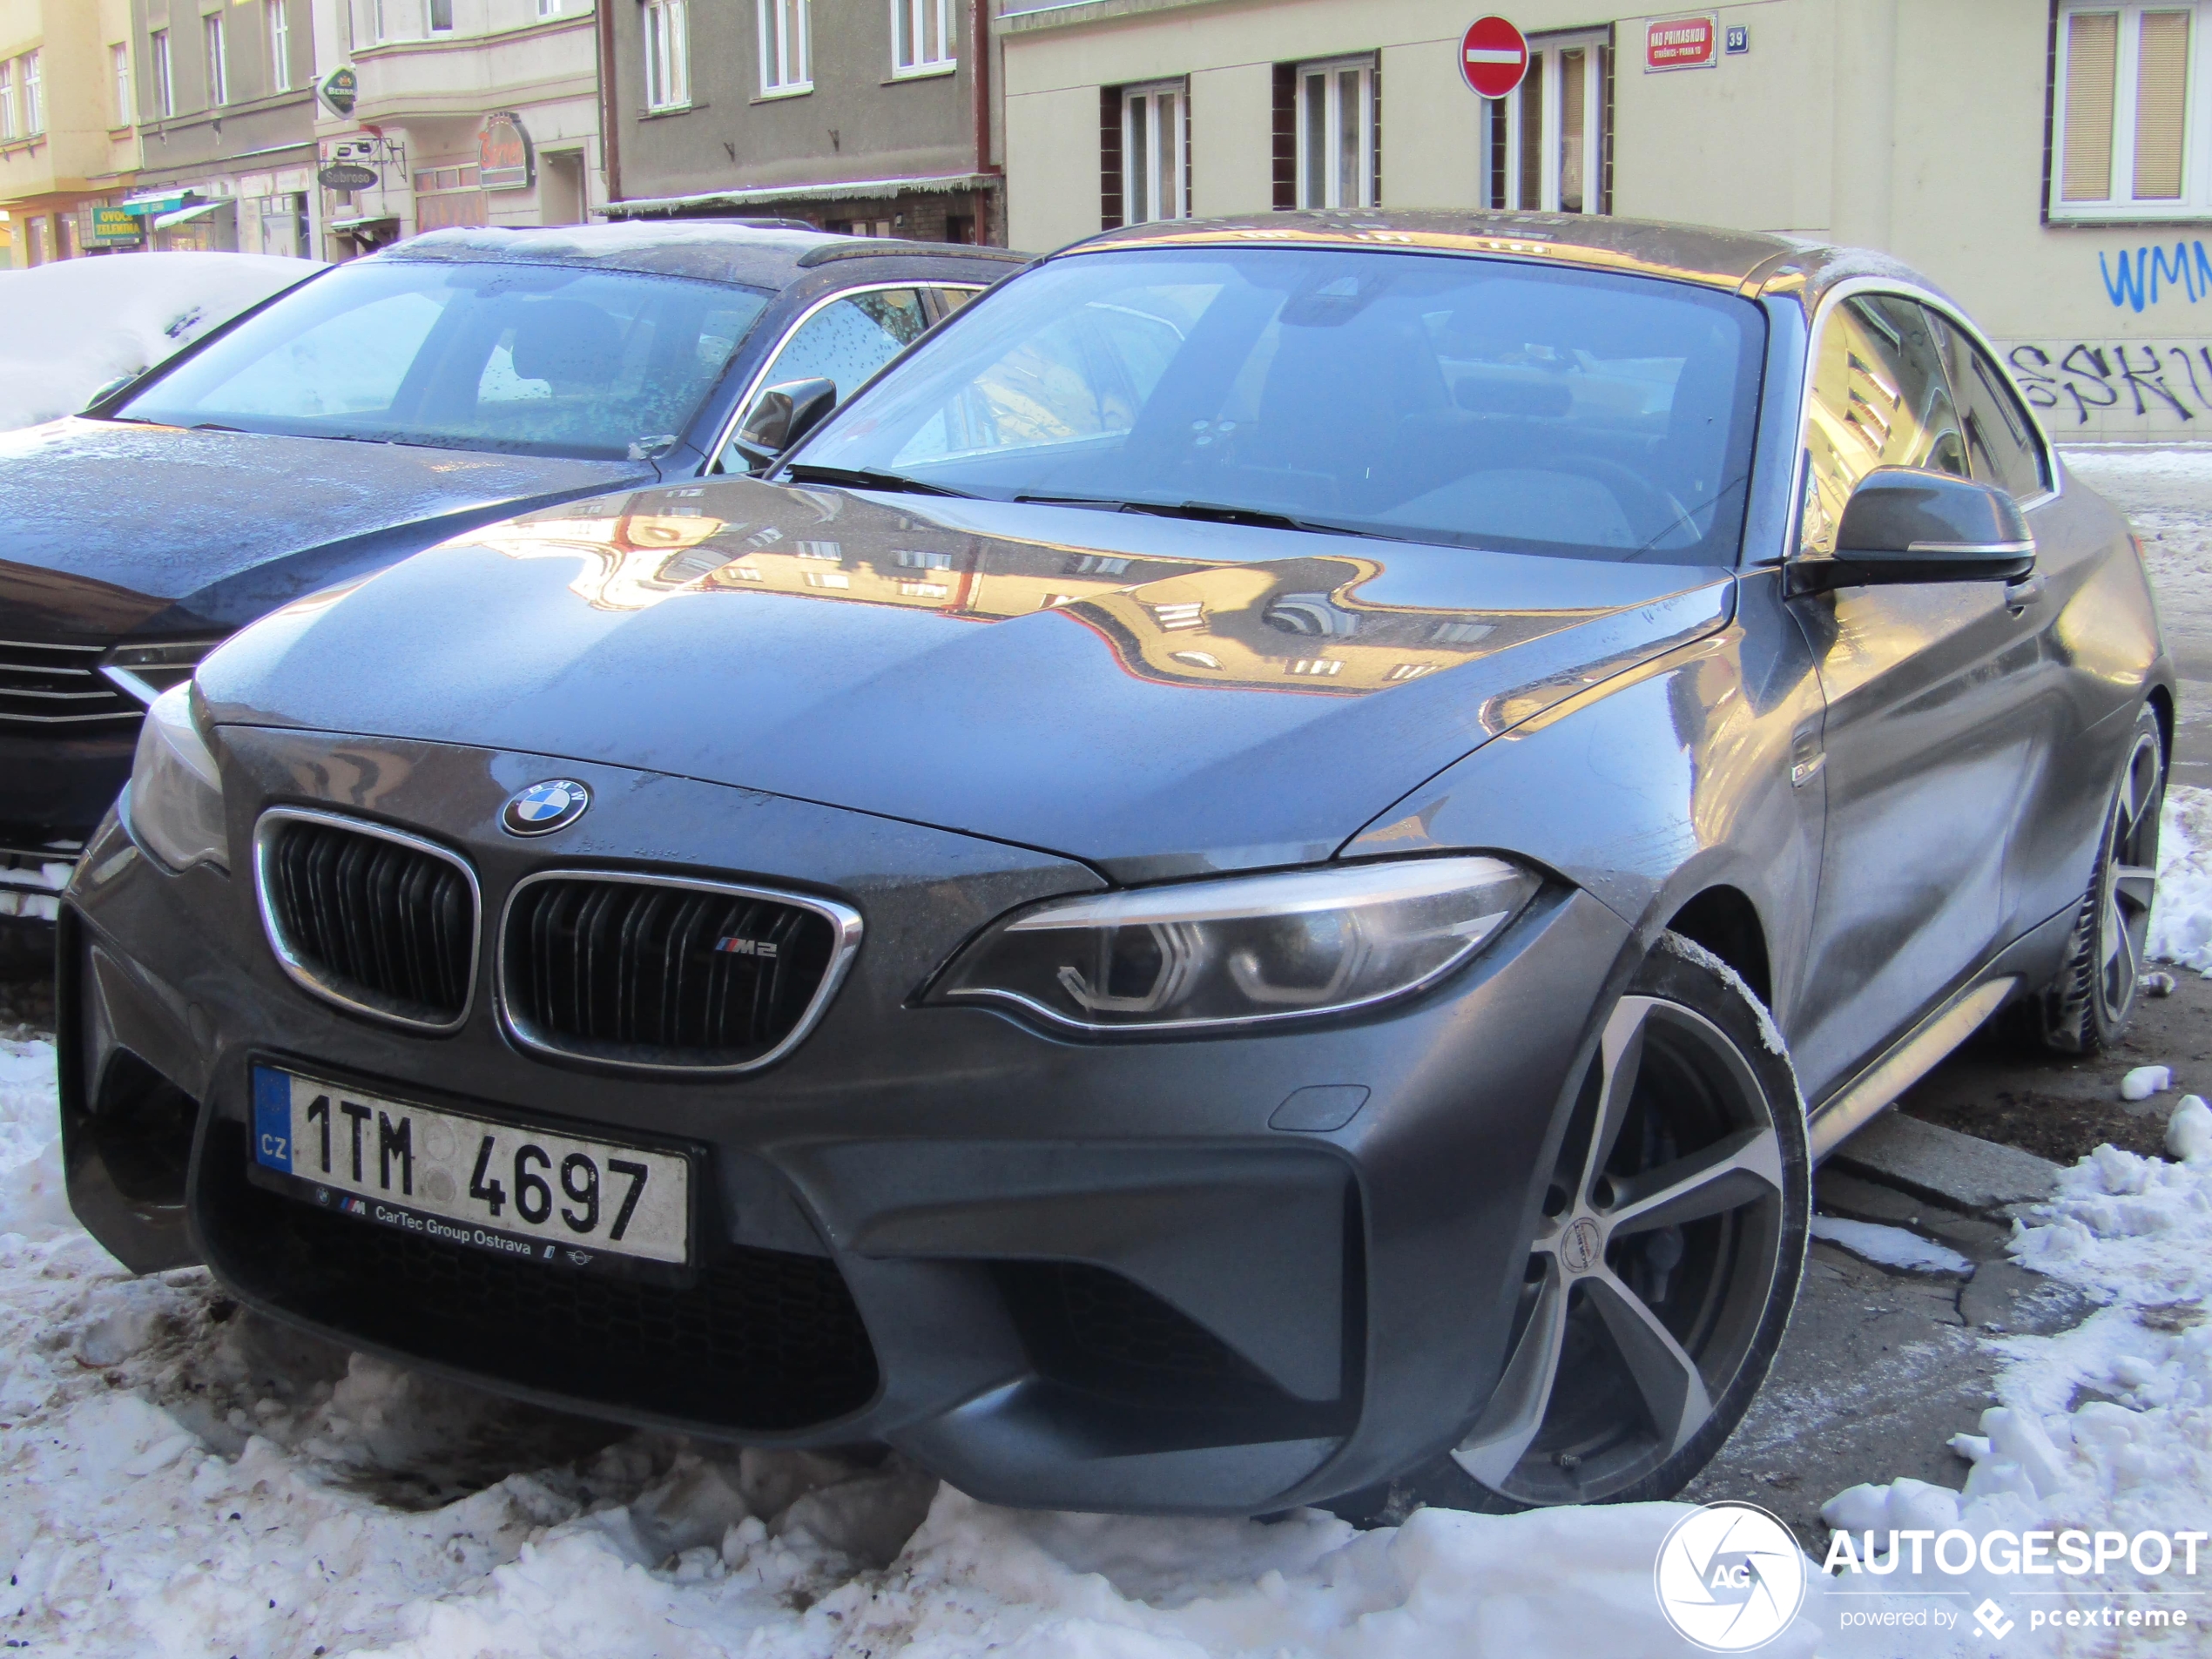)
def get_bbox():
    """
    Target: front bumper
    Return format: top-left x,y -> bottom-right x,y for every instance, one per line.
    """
60,725 -> 1632,1515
